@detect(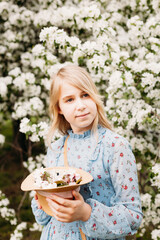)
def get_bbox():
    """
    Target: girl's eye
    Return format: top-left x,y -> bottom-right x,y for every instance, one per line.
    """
82,93 -> 89,98
66,98 -> 73,103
